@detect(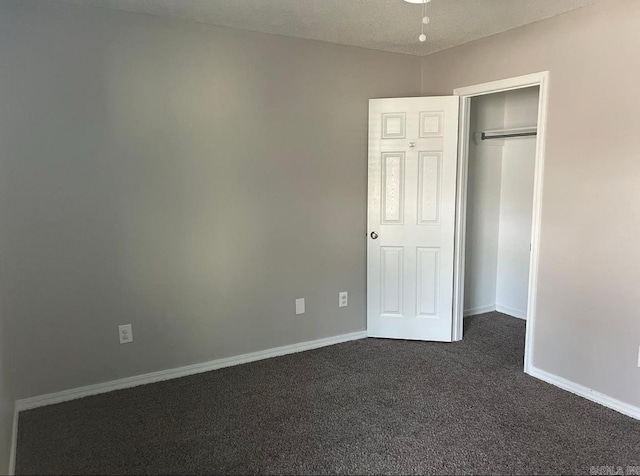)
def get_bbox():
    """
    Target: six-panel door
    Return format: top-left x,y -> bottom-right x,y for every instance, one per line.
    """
367,97 -> 459,342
